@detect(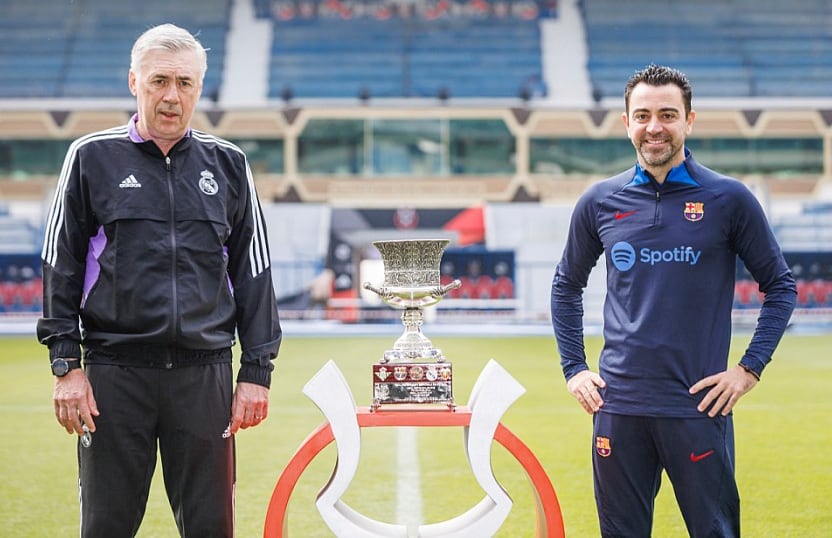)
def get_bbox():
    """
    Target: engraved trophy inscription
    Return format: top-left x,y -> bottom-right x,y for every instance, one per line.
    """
363,239 -> 460,409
